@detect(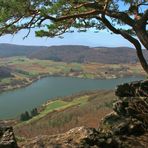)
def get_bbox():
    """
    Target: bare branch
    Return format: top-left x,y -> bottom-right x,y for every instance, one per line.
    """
55,10 -> 100,21
137,1 -> 148,6
140,9 -> 148,25
97,15 -> 148,73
